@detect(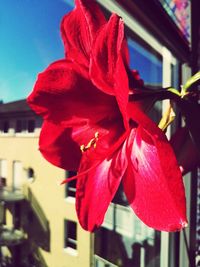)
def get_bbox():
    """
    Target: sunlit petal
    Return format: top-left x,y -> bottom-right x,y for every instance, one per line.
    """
61,0 -> 106,68
27,59 -> 118,127
90,14 -> 129,127
123,124 -> 187,231
39,121 -> 81,170
76,140 -> 128,231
